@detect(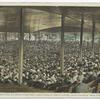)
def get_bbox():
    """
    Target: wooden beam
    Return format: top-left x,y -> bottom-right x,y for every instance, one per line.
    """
60,13 -> 65,75
80,13 -> 84,61
18,8 -> 24,85
91,15 -> 95,57
29,32 -> 31,41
